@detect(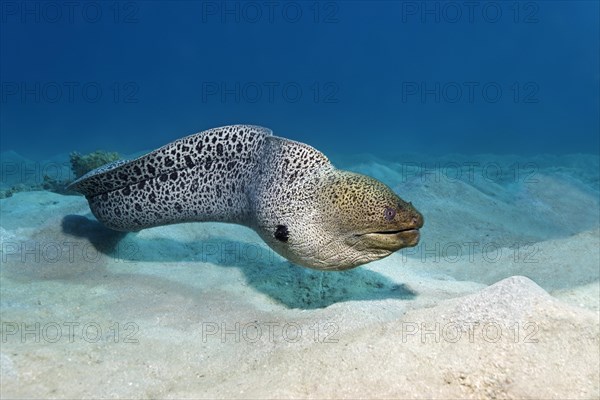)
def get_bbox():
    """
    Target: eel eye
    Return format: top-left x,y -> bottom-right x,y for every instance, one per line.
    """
384,207 -> 396,221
